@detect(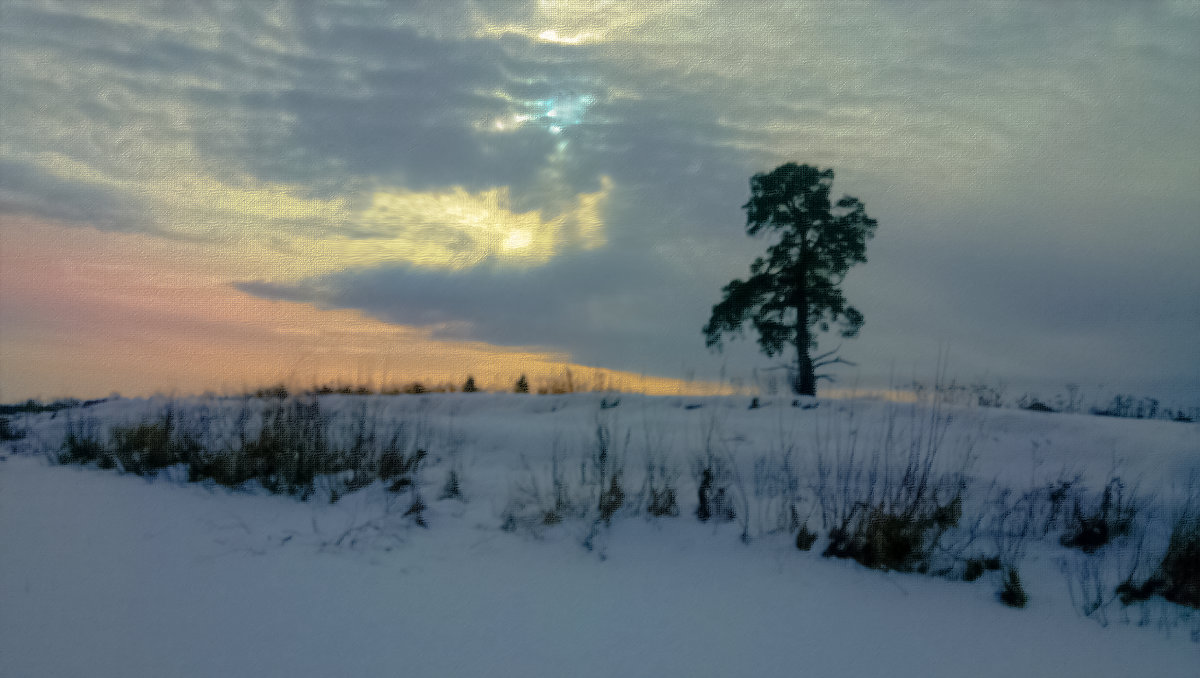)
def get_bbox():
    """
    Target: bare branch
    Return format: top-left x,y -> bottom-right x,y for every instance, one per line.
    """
810,343 -> 844,363
813,356 -> 856,369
